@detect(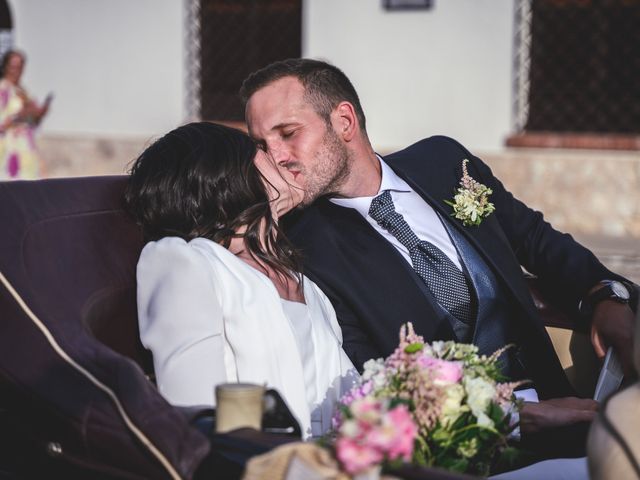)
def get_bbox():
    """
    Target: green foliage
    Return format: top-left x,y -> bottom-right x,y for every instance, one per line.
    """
404,342 -> 424,354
